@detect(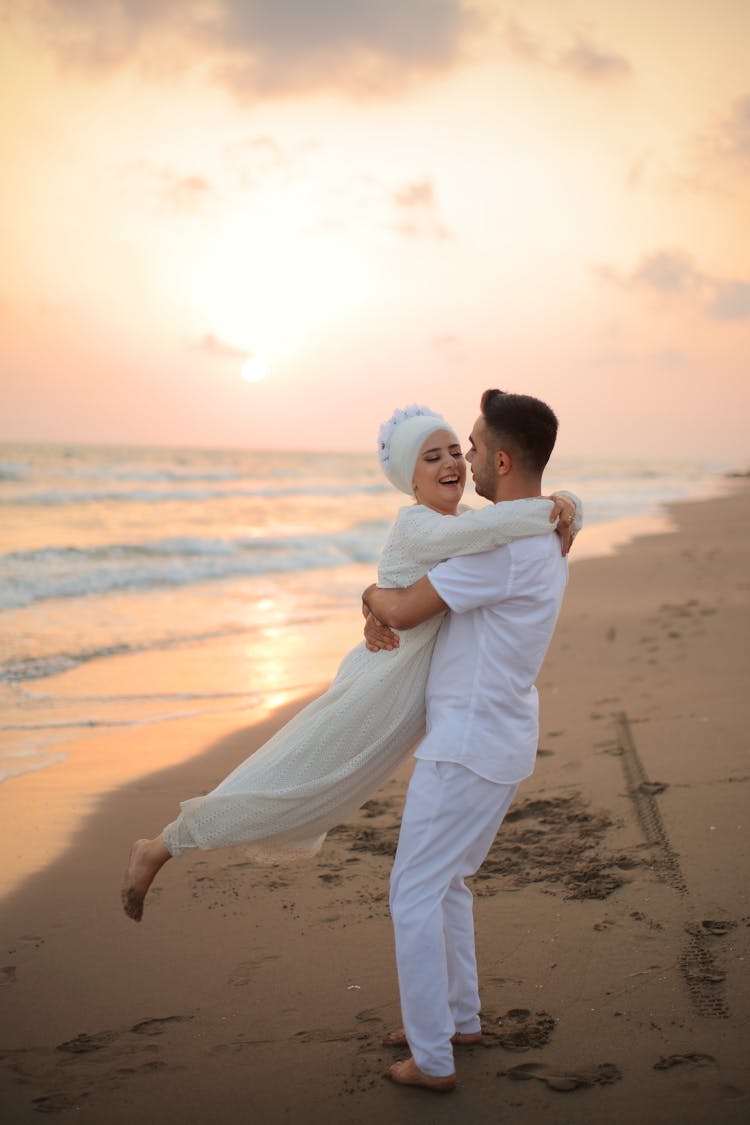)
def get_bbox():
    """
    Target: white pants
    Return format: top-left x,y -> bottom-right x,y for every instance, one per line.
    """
389,759 -> 517,1077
